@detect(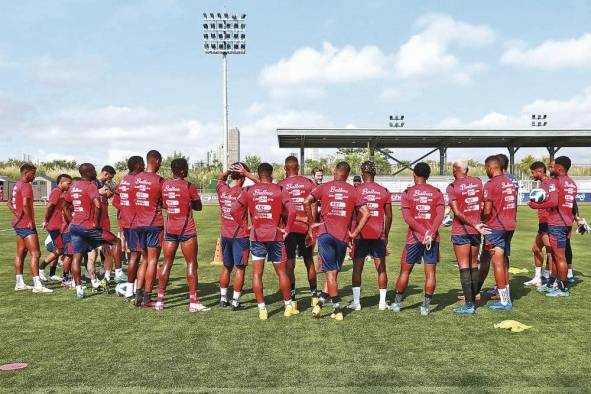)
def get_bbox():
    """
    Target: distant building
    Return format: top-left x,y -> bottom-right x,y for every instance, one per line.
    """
207,144 -> 224,166
229,127 -> 240,164
308,148 -> 319,161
